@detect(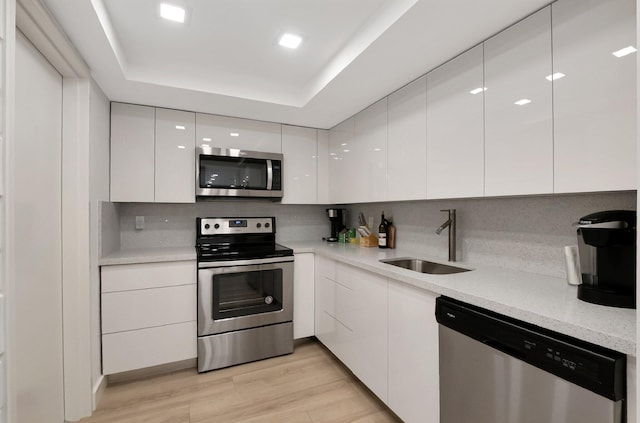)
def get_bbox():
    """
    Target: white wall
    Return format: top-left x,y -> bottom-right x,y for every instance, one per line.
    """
89,81 -> 110,407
